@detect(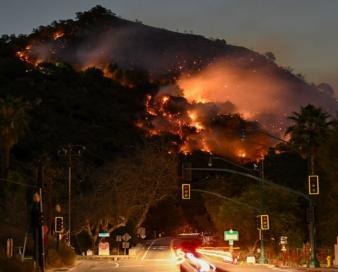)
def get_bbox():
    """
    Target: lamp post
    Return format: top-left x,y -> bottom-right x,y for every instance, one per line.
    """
58,145 -> 85,246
